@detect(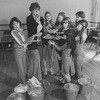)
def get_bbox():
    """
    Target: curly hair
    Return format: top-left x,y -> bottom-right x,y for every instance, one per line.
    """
29,2 -> 40,11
